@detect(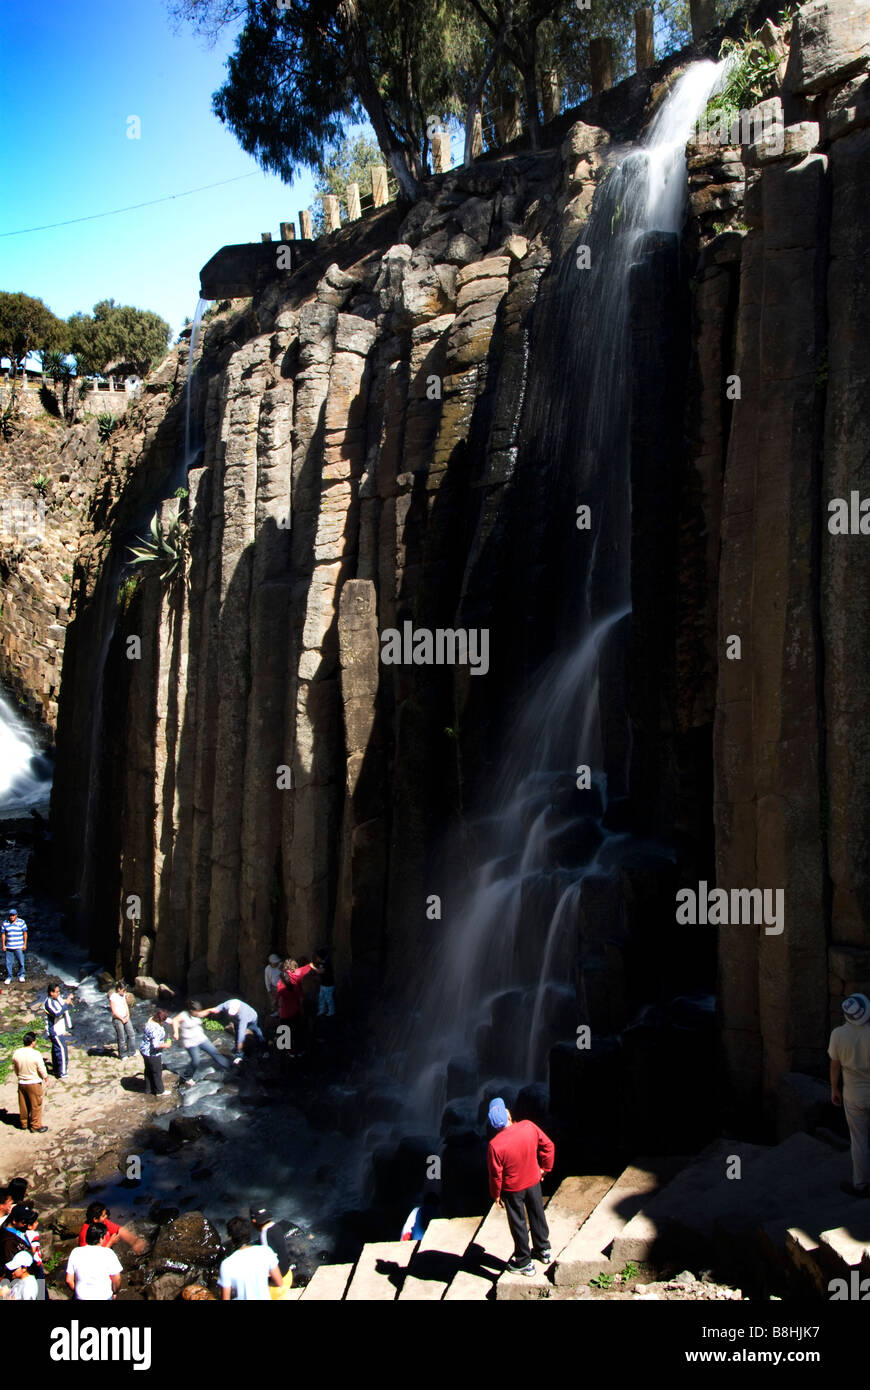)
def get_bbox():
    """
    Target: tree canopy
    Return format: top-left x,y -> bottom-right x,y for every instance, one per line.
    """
171,0 -> 738,202
67,300 -> 171,378
0,292 -> 67,377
